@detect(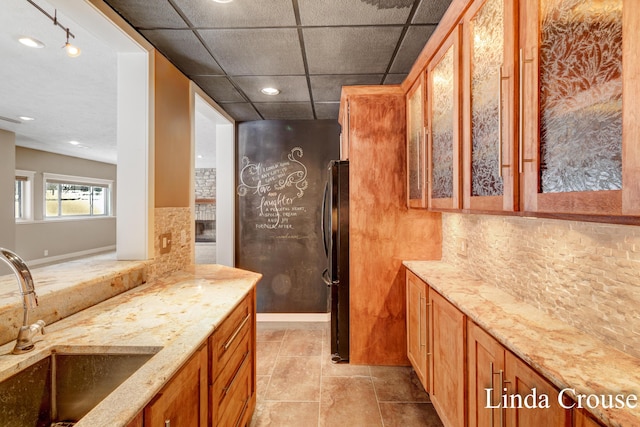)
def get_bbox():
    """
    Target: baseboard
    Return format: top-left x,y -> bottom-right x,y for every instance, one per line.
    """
256,312 -> 331,322
28,246 -> 116,267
